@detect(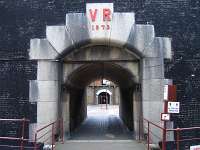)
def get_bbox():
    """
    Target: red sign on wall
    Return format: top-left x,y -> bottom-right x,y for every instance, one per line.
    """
164,85 -> 177,101
86,3 -> 113,31
168,85 -> 177,101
